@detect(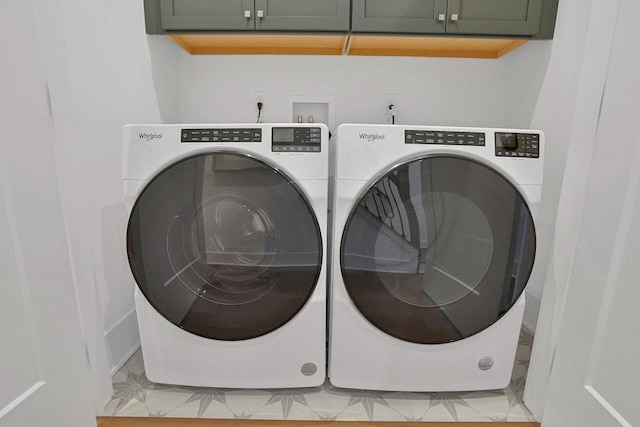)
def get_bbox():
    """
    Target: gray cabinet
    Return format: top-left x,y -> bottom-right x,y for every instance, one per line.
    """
159,0 -> 350,32
352,0 -> 543,36
352,0 -> 447,34
447,0 -> 543,36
